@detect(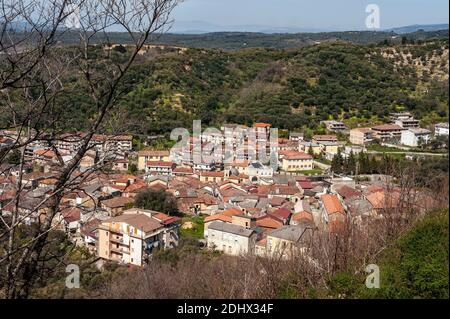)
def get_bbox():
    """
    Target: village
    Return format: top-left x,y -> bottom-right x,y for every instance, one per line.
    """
0,113 -> 448,268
